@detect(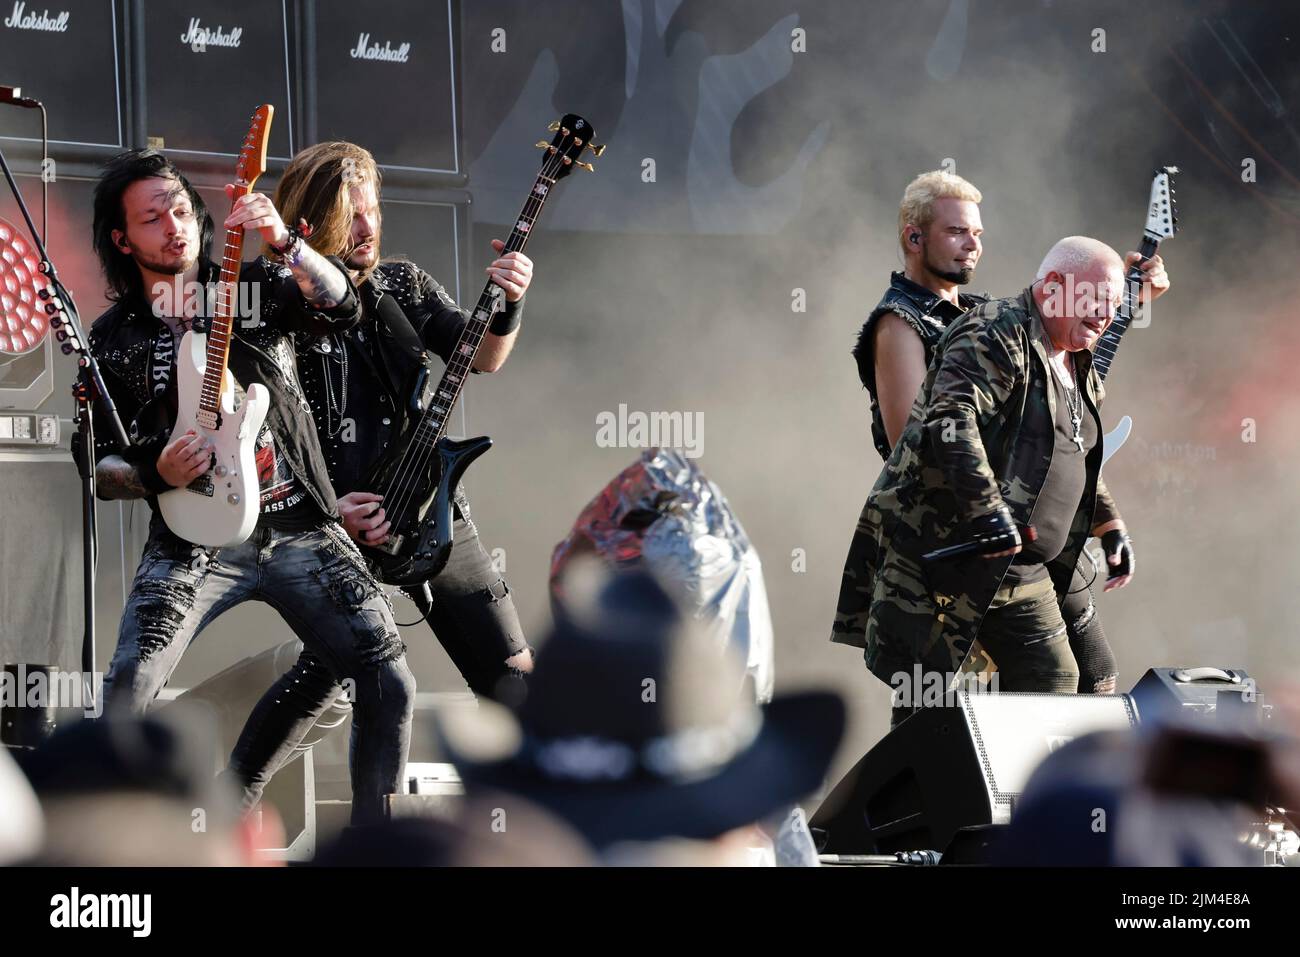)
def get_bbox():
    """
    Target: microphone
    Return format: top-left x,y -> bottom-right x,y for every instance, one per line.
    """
922,524 -> 1037,563
0,85 -> 42,109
